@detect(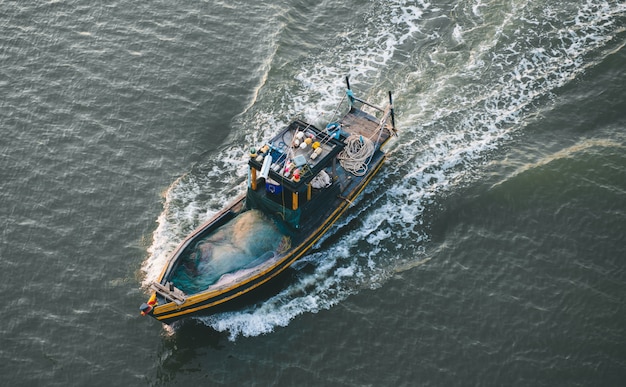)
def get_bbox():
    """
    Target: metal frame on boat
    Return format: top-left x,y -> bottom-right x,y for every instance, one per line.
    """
141,78 -> 397,324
